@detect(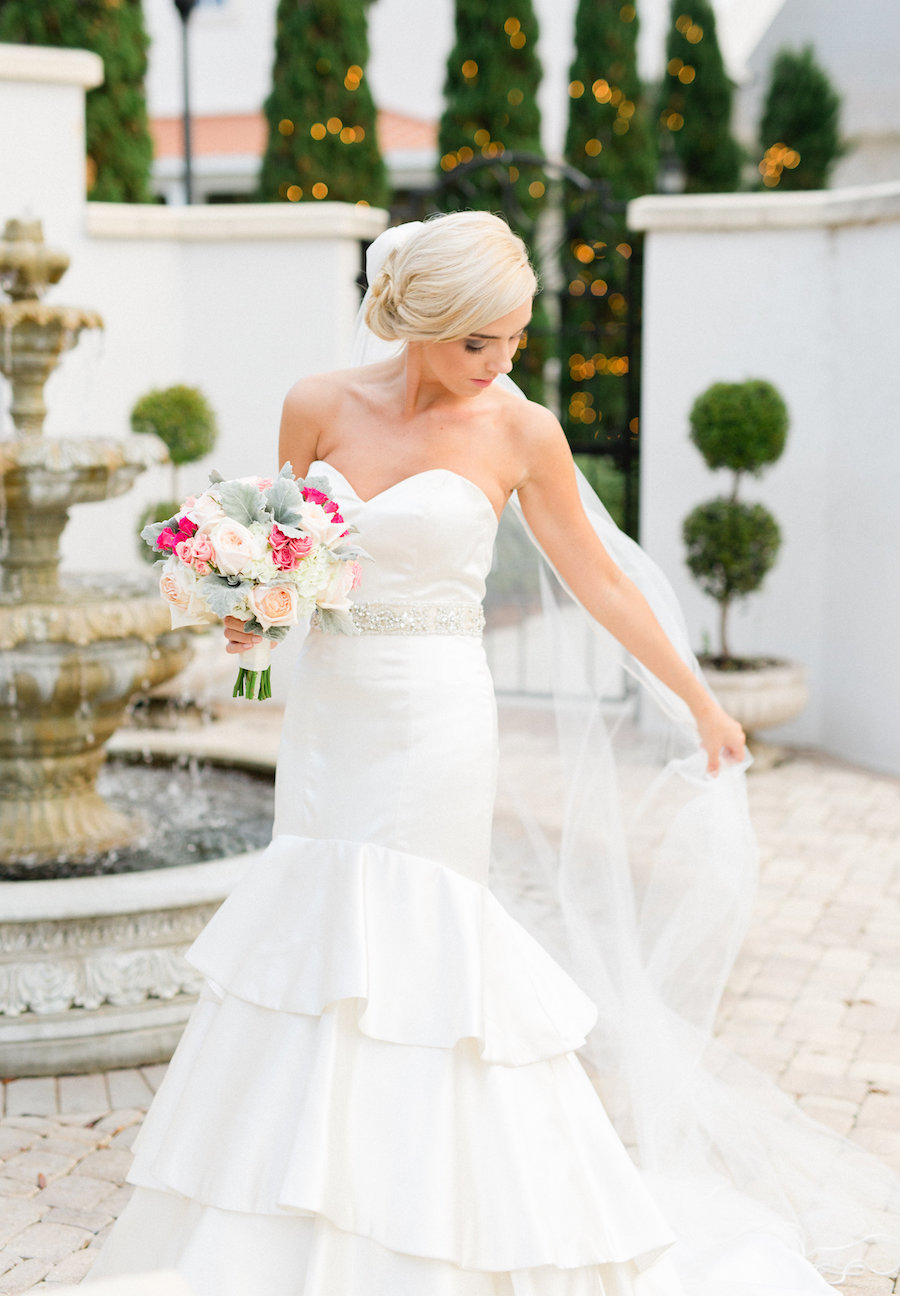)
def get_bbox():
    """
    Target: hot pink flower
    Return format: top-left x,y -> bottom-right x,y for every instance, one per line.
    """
178,516 -> 198,537
156,527 -> 178,552
270,524 -> 313,571
302,487 -> 329,507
